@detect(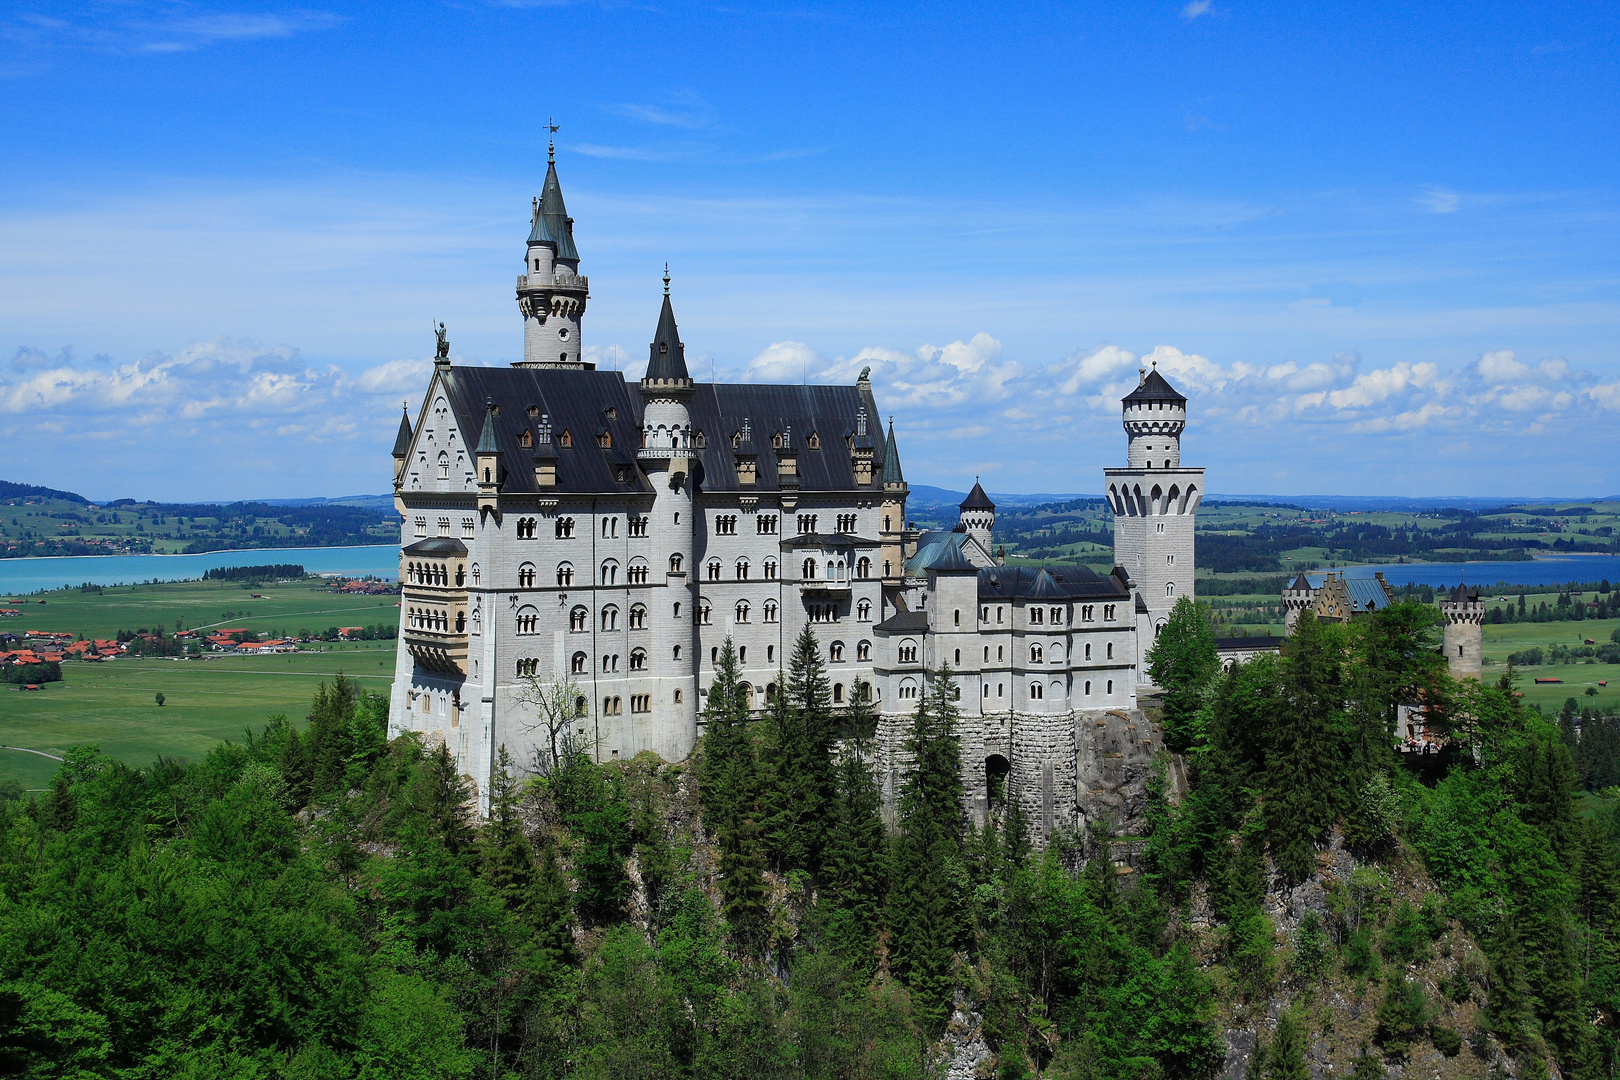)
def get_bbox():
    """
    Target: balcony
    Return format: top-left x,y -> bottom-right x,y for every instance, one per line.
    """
405,626 -> 468,676
798,579 -> 852,597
